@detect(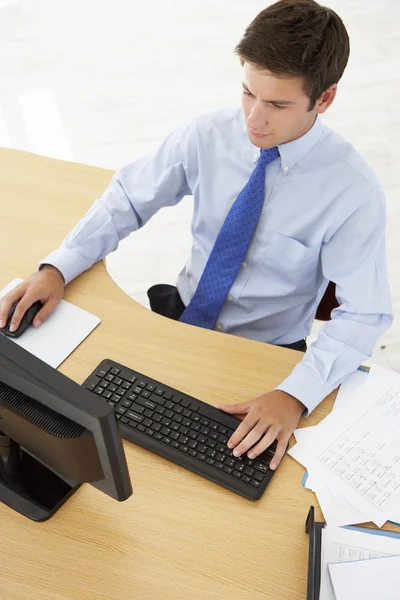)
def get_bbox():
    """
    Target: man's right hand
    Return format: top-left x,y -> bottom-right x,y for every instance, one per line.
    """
0,266 -> 65,332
